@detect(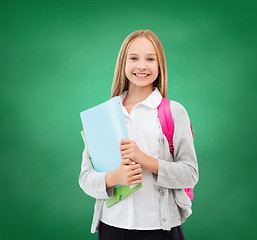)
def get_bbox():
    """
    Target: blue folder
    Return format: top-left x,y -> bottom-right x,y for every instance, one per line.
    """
80,96 -> 142,207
